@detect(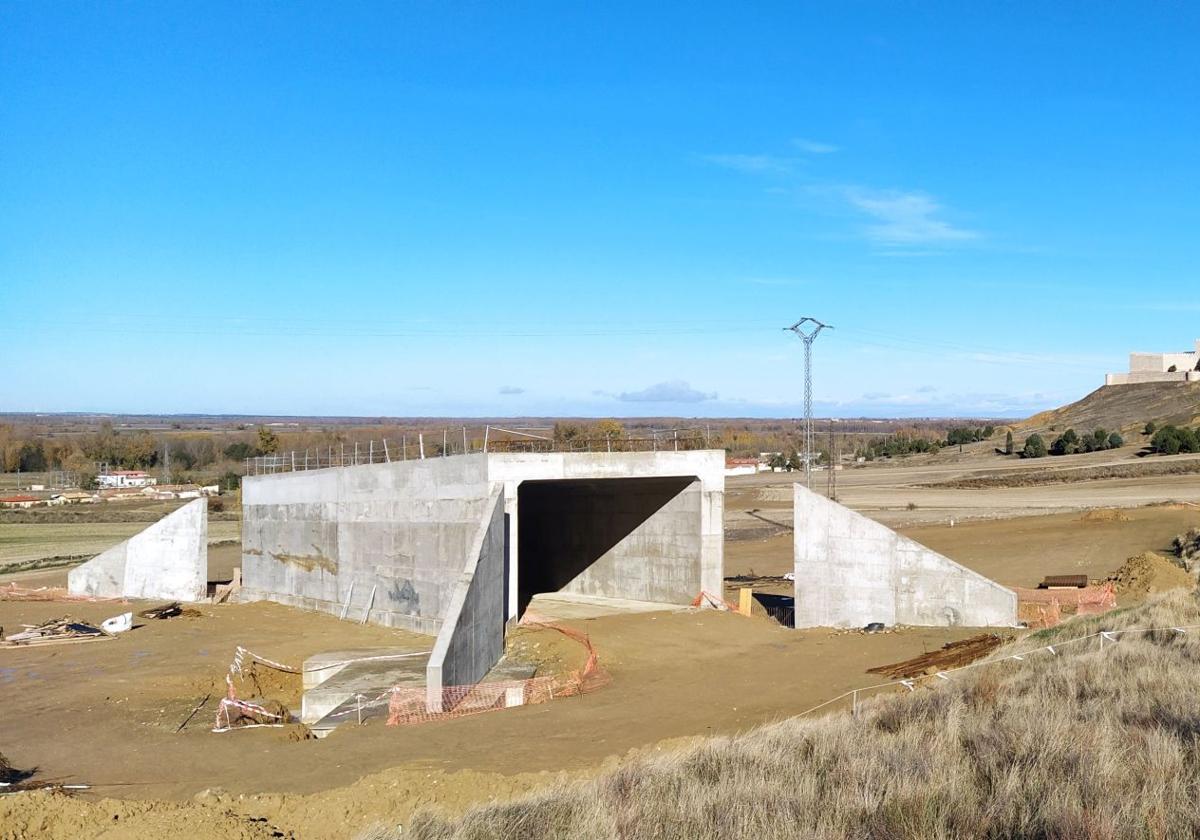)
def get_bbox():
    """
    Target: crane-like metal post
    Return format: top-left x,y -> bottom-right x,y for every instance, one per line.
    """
784,317 -> 833,489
